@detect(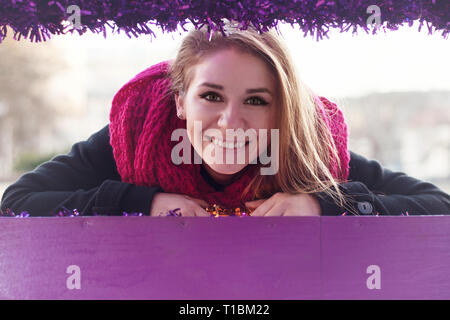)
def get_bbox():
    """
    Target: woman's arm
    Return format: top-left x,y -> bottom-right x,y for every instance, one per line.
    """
318,151 -> 450,216
0,125 -> 162,216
